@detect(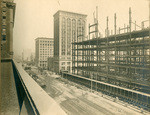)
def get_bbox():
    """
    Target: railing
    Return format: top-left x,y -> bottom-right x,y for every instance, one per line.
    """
12,60 -> 66,115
